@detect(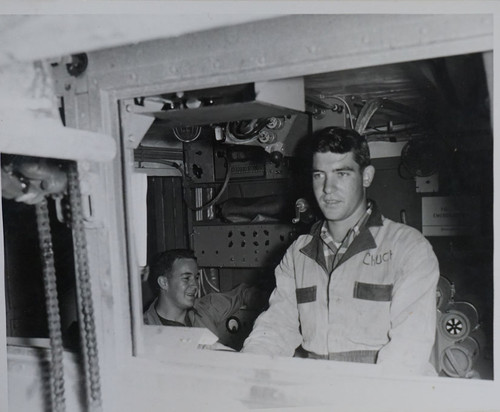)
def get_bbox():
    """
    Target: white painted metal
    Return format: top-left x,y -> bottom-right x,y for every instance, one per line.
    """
84,14 -> 493,98
8,345 -> 86,412
0,14 -> 277,67
0,61 -> 116,162
0,113 -> 116,162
